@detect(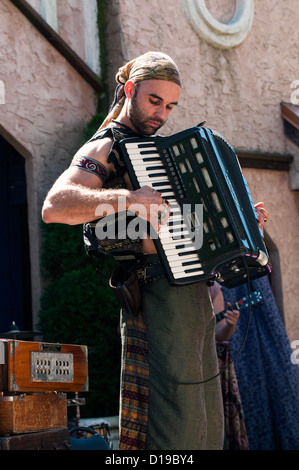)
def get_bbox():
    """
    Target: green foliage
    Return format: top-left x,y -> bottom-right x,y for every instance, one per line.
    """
38,222 -> 120,419
96,0 -> 110,115
96,0 -> 107,84
38,110 -> 121,419
82,113 -> 105,142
